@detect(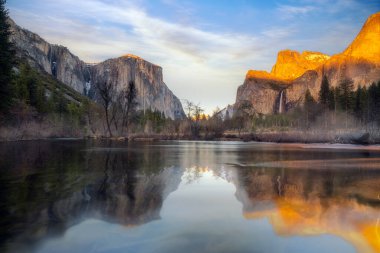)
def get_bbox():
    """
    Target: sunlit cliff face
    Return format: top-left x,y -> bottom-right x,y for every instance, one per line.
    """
343,12 -> 380,63
246,50 -> 330,82
122,53 -> 142,59
270,50 -> 330,80
234,168 -> 380,253
245,11 -> 380,83
245,70 -> 286,81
